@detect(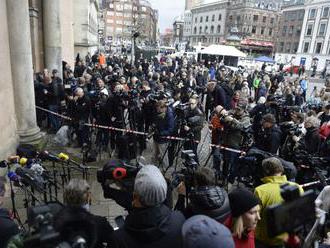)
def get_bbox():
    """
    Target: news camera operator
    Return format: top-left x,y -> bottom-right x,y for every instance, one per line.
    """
67,87 -> 91,147
215,104 -> 251,183
152,99 -> 175,168
182,97 -> 204,158
300,116 -> 322,154
0,176 -> 19,248
112,165 -> 185,248
255,114 -> 282,155
91,79 -> 111,151
254,157 -> 303,248
174,167 -> 231,223
107,84 -> 128,151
